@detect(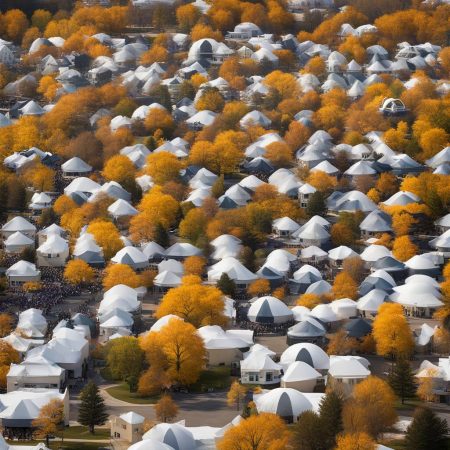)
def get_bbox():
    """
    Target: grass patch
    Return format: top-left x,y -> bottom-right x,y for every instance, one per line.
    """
106,382 -> 159,404
381,438 -> 450,450
189,366 -> 232,393
62,426 -> 110,440
6,442 -> 107,450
